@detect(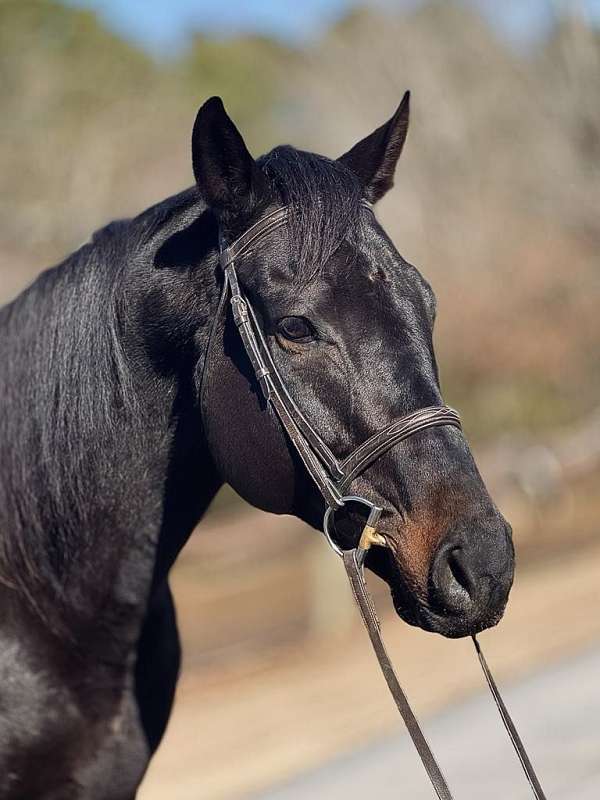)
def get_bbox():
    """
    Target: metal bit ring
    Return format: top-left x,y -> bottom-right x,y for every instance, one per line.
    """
323,495 -> 385,557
